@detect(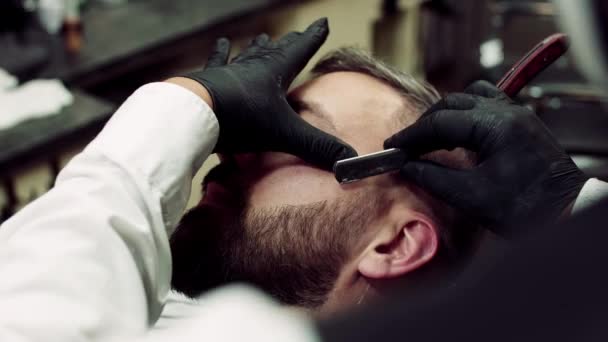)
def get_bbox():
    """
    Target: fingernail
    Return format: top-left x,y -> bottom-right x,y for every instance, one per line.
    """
384,137 -> 398,149
312,17 -> 328,30
340,145 -> 357,160
333,137 -> 357,159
